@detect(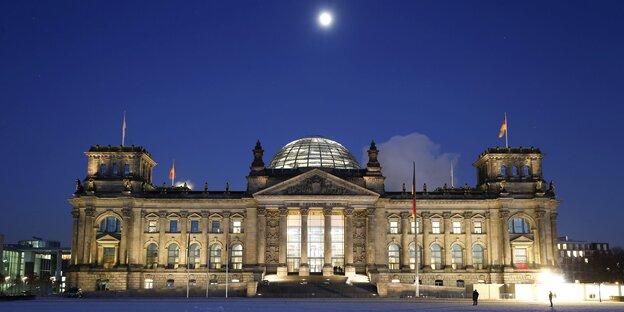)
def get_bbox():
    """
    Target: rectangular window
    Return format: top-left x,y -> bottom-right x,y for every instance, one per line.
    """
232,220 -> 242,233
411,220 -> 419,234
435,280 -> 443,286
124,164 -> 130,175
112,163 -> 119,175
287,213 -> 301,272
100,164 -> 107,175
452,221 -> 461,234
211,220 -> 221,233
190,220 -> 199,233
514,248 -> 527,269
148,220 -> 158,233
103,247 -> 116,268
432,221 -> 441,234
144,279 -> 153,289
169,220 -> 178,233
473,221 -> 482,234
331,214 -> 344,270
389,220 -> 399,234
308,212 -> 324,273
